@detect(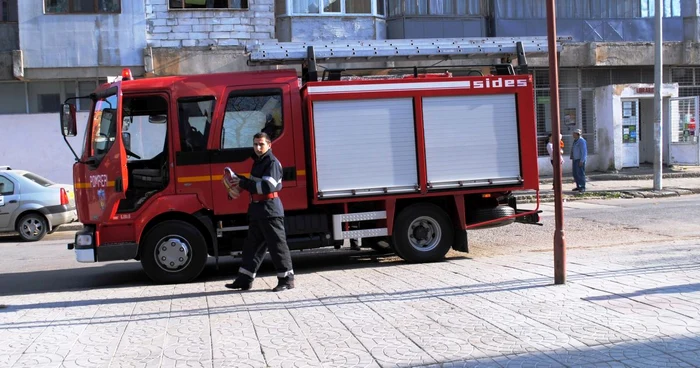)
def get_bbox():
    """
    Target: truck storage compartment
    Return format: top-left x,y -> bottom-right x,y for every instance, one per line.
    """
312,98 -> 419,198
422,94 -> 522,189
